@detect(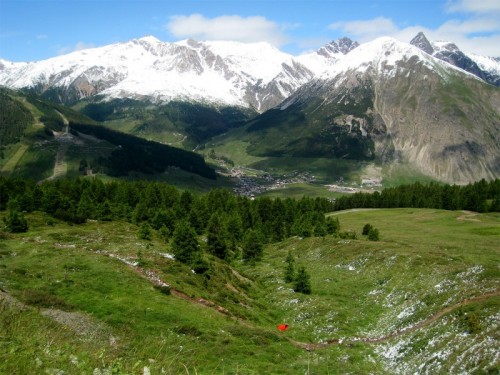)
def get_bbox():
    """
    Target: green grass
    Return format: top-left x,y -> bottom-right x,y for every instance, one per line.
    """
1,208 -> 498,373
260,183 -> 346,199
0,144 -> 29,173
